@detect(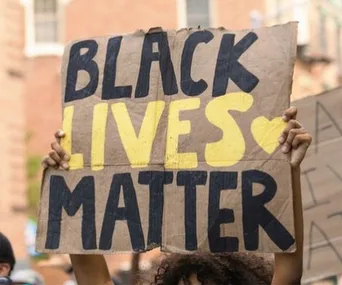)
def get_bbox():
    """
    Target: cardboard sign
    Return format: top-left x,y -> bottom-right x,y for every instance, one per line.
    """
36,23 -> 298,254
295,87 -> 342,282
